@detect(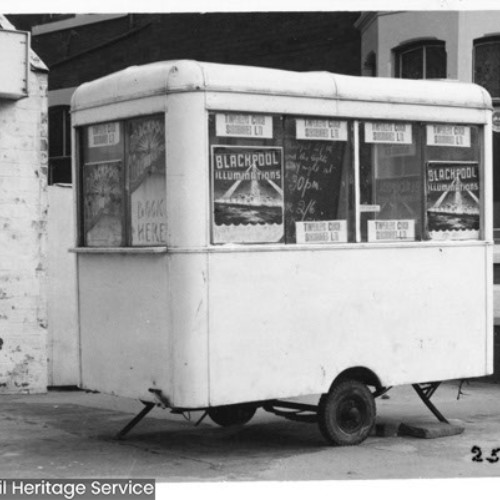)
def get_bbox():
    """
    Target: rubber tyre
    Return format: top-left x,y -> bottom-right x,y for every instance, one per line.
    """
208,404 -> 257,427
318,379 -> 376,446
